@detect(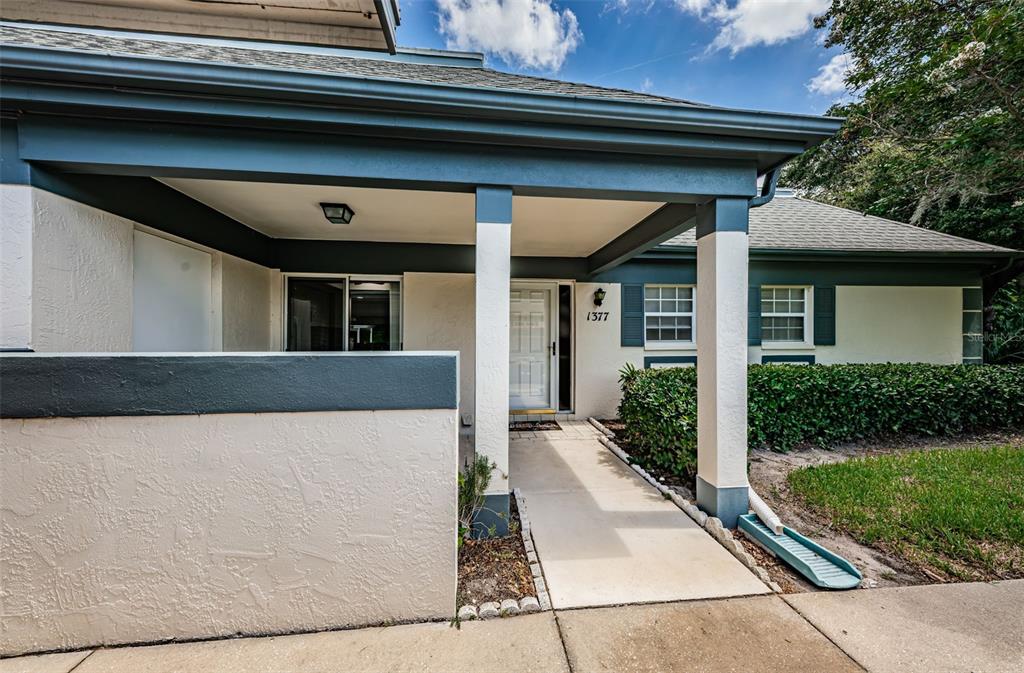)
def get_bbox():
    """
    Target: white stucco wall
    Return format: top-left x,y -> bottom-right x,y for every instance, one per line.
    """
403,272 -> 476,423
574,282 -> 643,419
30,188 -> 134,352
222,254 -> 275,351
817,286 -> 963,364
0,184 -> 33,349
0,408 -> 458,656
